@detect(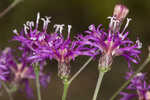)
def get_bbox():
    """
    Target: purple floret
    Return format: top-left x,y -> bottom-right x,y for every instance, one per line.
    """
120,71 -> 150,100
13,13 -> 96,63
0,48 -> 11,81
0,47 -> 50,98
77,17 -> 142,68
13,13 -> 53,63
13,13 -> 96,78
